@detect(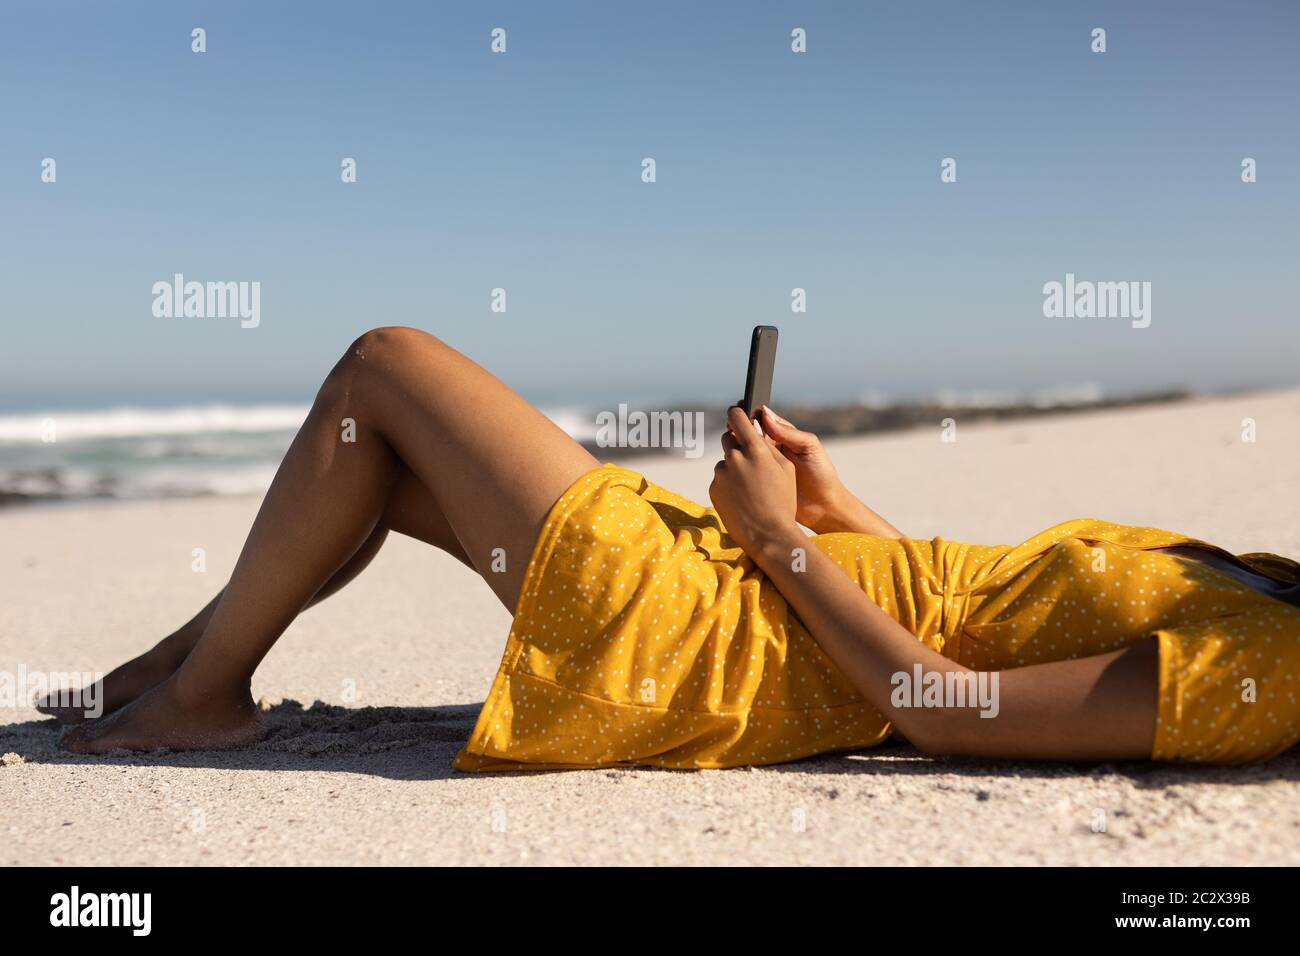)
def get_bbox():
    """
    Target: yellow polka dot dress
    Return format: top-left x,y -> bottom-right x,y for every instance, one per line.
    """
454,464 -> 1300,771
